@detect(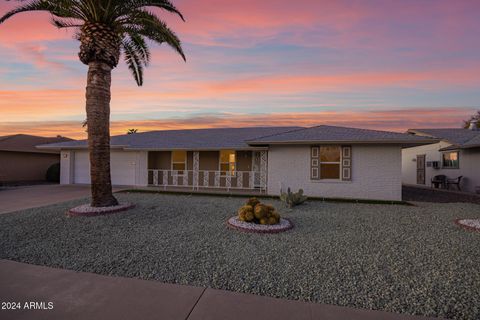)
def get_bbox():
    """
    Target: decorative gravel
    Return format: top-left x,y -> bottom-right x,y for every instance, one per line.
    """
227,216 -> 293,233
0,193 -> 479,320
455,218 -> 480,231
68,203 -> 135,216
